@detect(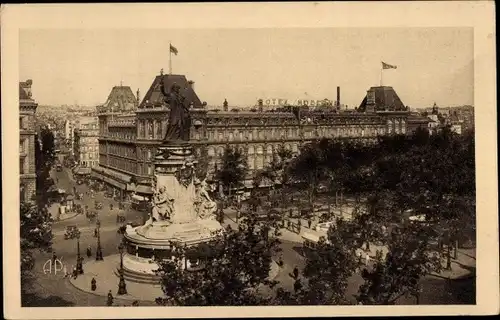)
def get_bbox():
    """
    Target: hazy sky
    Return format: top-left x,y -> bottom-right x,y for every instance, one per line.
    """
19,28 -> 473,108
